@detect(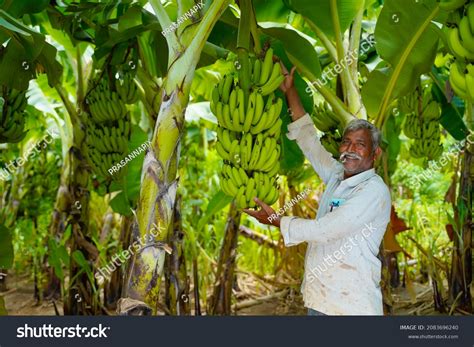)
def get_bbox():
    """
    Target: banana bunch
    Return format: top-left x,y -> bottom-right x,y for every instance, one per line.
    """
85,76 -> 131,180
115,72 -> 139,105
0,87 -> 28,143
310,103 -> 343,157
320,133 -> 342,157
446,4 -> 474,61
86,79 -> 128,123
252,48 -> 286,95
449,61 -> 474,99
409,138 -> 443,159
211,77 -> 283,134
211,48 -> 284,208
403,112 -> 421,139
439,0 -> 467,11
403,94 -> 443,160
216,130 -> 281,173
311,102 -> 340,133
220,164 -> 279,208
